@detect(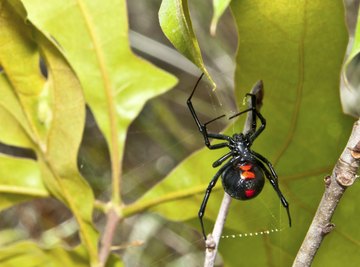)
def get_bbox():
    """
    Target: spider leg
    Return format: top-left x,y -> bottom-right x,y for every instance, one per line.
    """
212,151 -> 233,167
229,94 -> 266,141
249,107 -> 266,143
187,74 -> 233,149
252,152 -> 292,227
229,93 -> 257,132
198,160 -> 234,240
